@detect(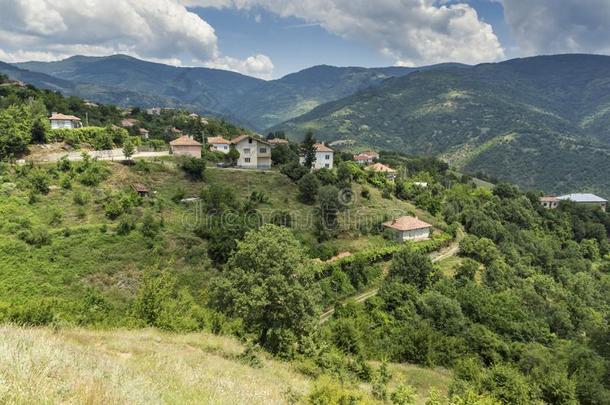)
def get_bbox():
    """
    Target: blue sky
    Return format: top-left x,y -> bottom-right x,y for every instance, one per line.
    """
1,0 -> 609,79
192,0 -> 518,78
